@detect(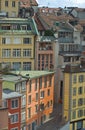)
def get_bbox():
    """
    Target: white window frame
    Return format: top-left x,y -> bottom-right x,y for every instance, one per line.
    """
11,98 -> 19,109
11,127 -> 18,130
11,113 -> 19,124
